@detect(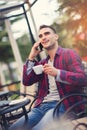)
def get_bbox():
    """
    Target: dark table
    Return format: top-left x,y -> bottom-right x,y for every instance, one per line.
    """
0,90 -> 10,100
0,97 -> 30,130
